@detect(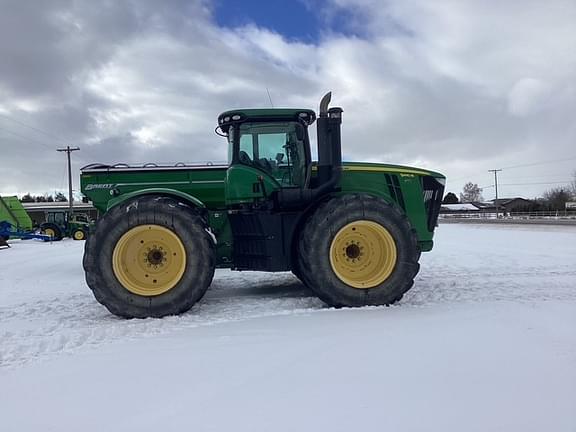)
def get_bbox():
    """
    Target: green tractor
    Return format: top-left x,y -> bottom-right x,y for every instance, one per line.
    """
40,211 -> 92,241
81,93 -> 445,318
